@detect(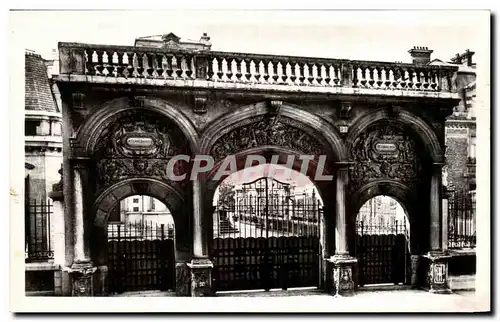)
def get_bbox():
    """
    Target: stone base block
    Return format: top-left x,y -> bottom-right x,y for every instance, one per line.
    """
175,262 -> 191,296
187,258 -> 213,297
327,255 -> 358,296
423,252 -> 452,294
69,261 -> 97,297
